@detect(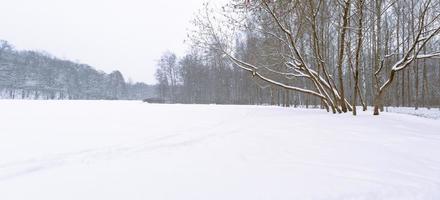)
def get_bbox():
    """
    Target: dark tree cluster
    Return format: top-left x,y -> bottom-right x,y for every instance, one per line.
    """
155,49 -> 298,105
0,40 -> 155,100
